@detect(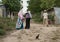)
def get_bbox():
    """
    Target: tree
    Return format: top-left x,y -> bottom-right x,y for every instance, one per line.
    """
2,0 -> 21,15
28,0 -> 55,14
40,0 -> 55,10
55,0 -> 60,7
28,0 -> 41,14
